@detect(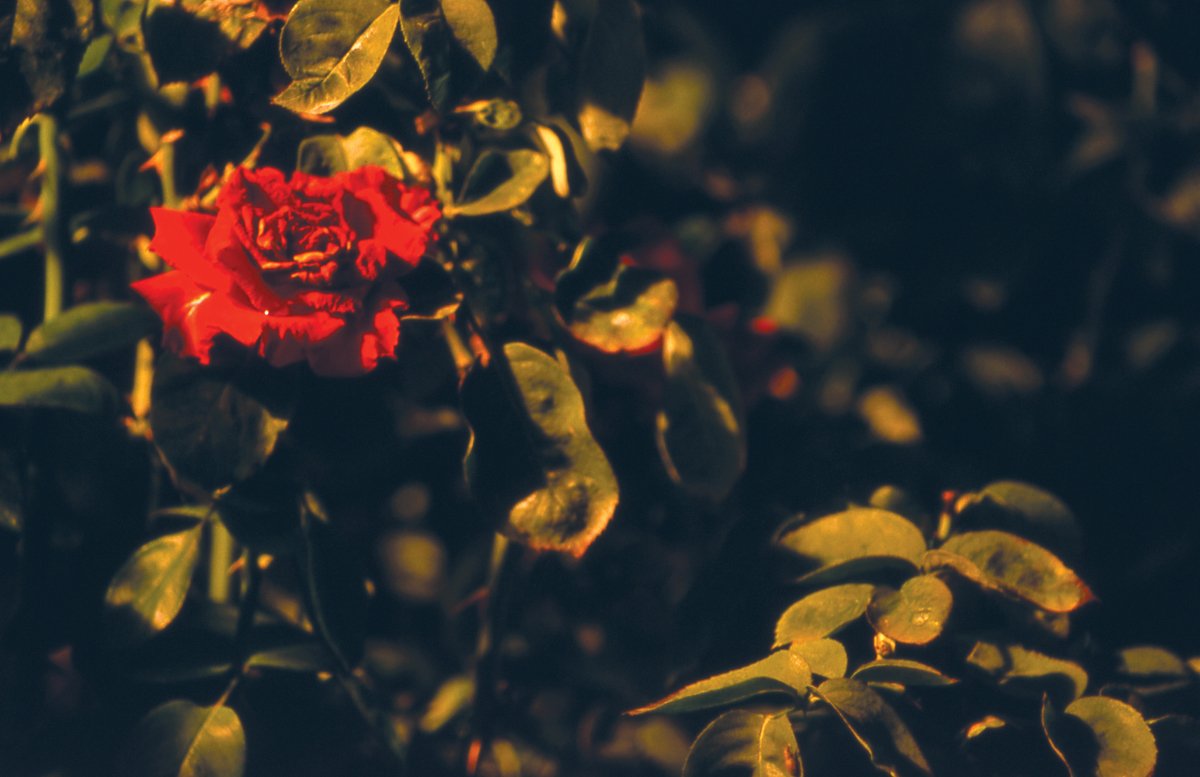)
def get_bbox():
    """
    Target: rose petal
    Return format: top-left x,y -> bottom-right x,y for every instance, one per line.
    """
133,272 -> 264,363
206,205 -> 288,312
340,167 -> 440,265
147,209 -> 229,291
